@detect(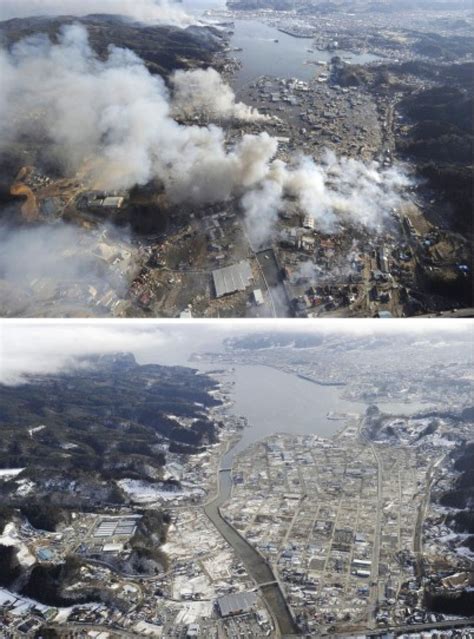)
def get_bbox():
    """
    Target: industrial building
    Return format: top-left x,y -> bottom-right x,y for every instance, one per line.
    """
216,591 -> 257,617
79,191 -> 126,211
212,260 -> 253,298
93,515 -> 141,539
102,196 -> 125,209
